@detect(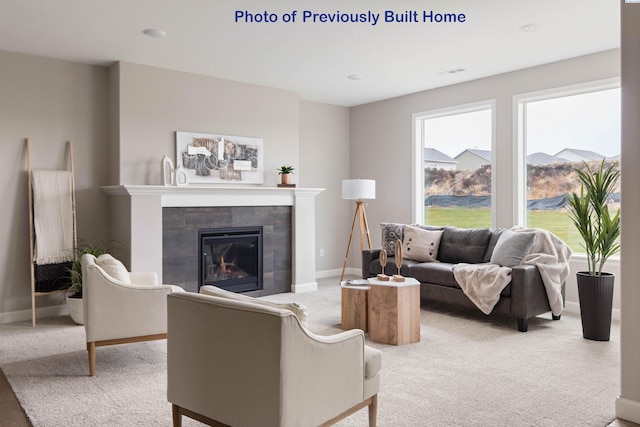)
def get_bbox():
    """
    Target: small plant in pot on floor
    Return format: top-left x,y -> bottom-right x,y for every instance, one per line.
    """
566,159 -> 620,341
65,239 -> 122,325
